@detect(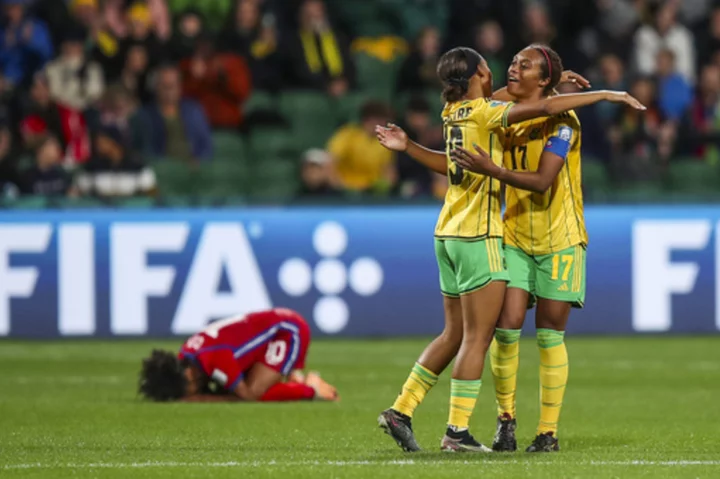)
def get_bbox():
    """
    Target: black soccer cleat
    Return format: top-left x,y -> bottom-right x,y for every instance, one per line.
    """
378,408 -> 421,452
441,428 -> 492,453
492,414 -> 517,452
525,432 -> 560,453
